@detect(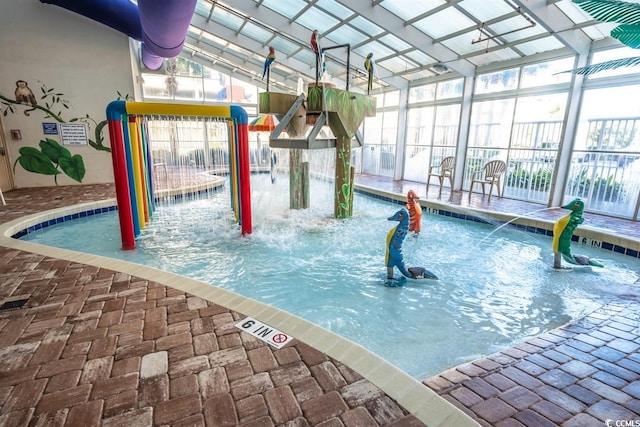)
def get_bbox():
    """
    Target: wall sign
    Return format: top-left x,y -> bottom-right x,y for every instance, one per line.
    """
42,122 -> 58,135
60,123 -> 88,146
